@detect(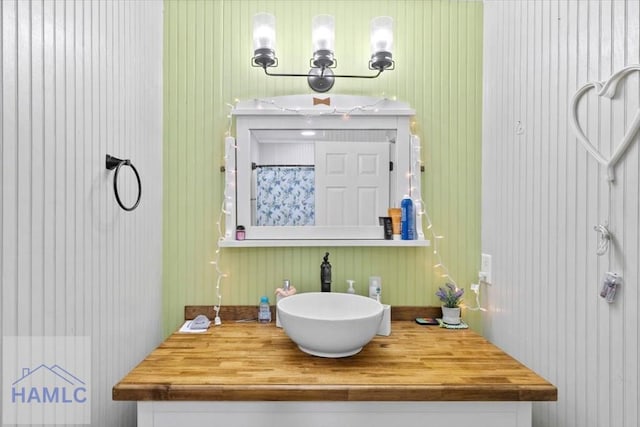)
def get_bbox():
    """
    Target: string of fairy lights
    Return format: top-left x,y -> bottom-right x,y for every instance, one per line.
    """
251,96 -> 391,118
210,203 -> 227,325
416,166 -> 484,312
208,111 -> 237,326
210,97 -> 484,325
